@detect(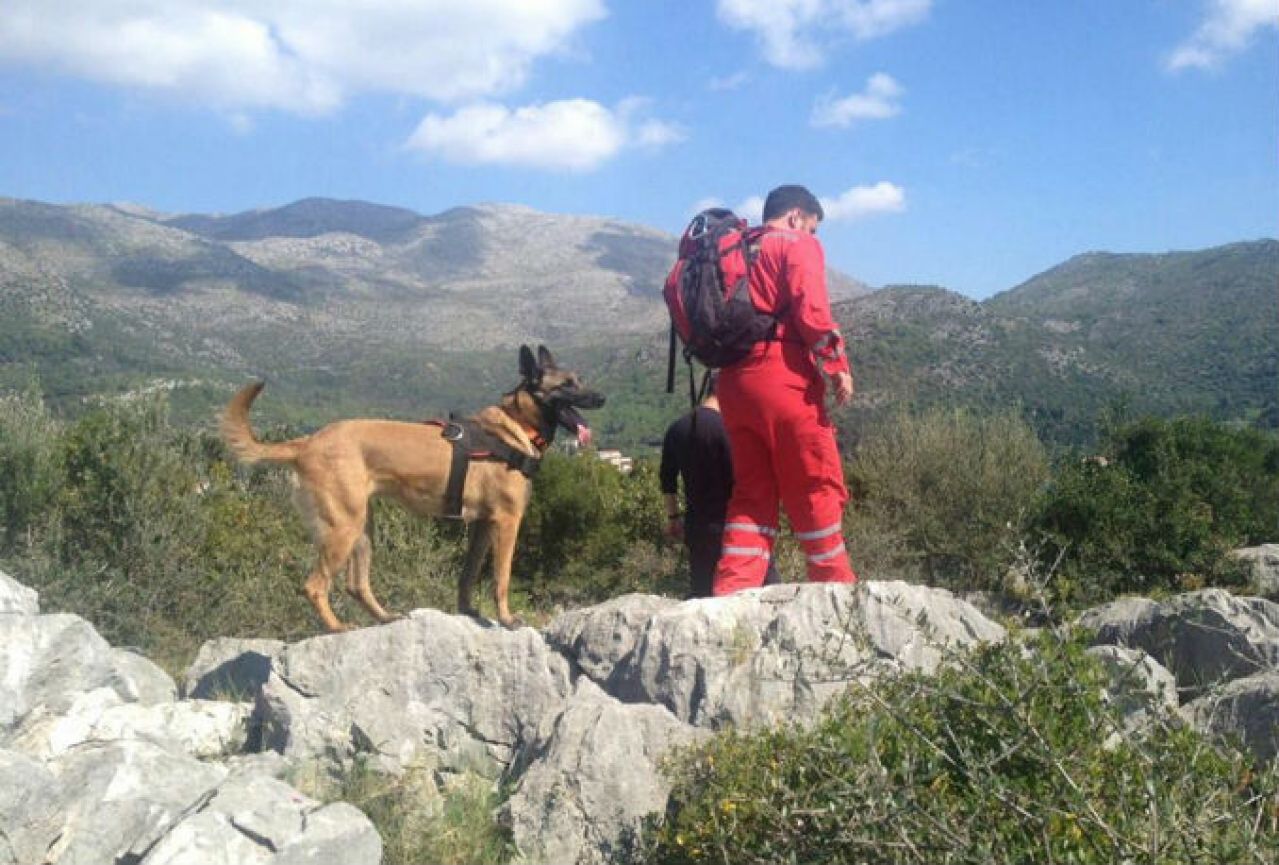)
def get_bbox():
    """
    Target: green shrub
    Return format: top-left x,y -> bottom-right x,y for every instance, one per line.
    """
1035,416 -> 1279,601
649,630 -> 1279,864
294,762 -> 512,865
519,452 -> 681,606
0,385 -> 66,546
846,407 -> 1050,591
